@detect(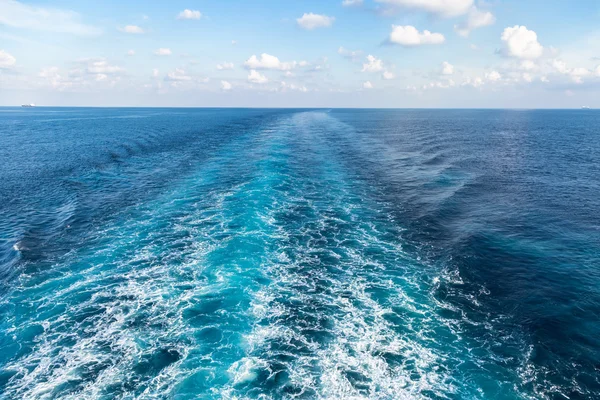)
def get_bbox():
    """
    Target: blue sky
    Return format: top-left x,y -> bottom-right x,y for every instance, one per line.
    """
1,0 -> 600,107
